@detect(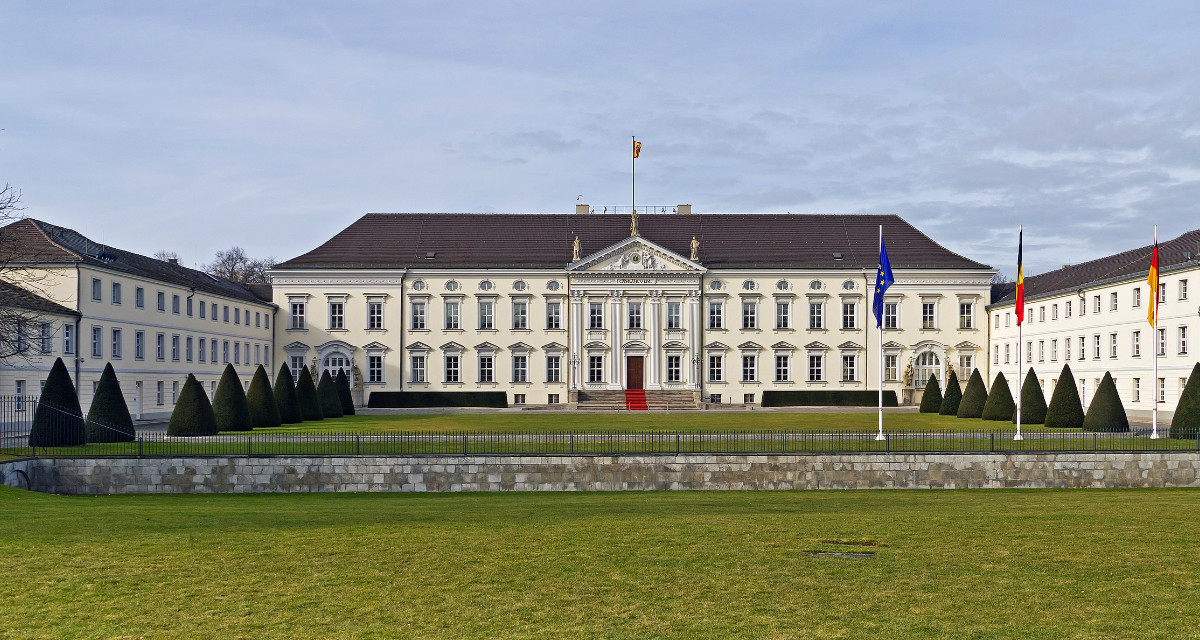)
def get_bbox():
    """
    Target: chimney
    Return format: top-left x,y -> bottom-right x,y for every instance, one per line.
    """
168,258 -> 179,265
676,204 -> 692,215
575,204 -> 590,215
